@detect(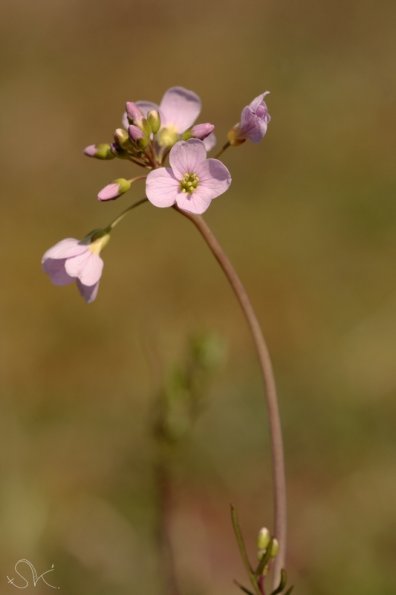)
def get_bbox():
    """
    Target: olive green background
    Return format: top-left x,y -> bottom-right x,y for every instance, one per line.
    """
1,0 -> 396,593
